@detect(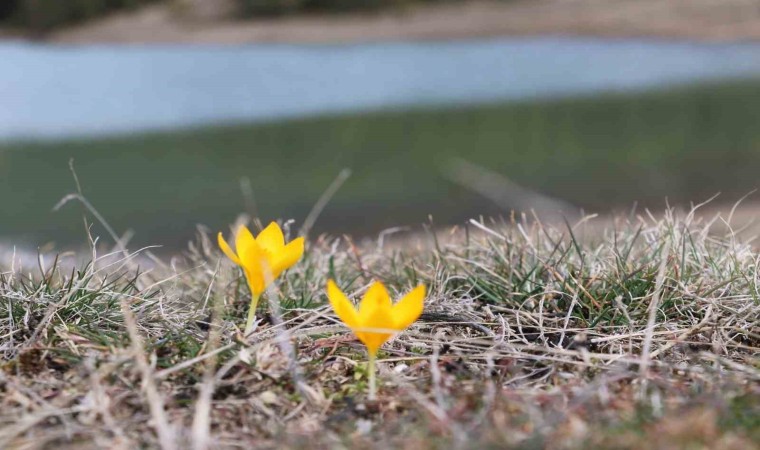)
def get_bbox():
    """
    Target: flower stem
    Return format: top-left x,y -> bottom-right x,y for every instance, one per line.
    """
244,293 -> 260,336
368,350 -> 377,401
